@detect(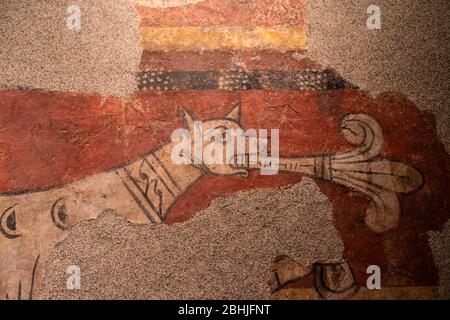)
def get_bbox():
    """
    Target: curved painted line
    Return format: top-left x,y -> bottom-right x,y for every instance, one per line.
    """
50,198 -> 67,231
0,204 -> 21,239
